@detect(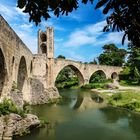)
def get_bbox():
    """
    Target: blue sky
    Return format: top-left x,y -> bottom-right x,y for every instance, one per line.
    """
0,0 -> 127,62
